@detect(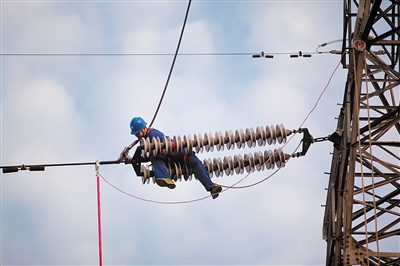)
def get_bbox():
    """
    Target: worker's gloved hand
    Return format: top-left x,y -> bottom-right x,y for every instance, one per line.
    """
118,147 -> 132,162
118,148 -> 126,162
124,154 -> 133,163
